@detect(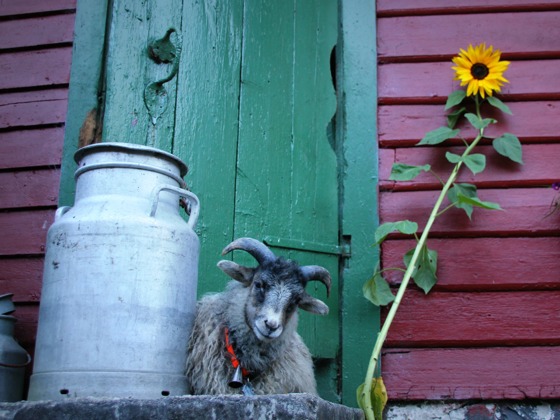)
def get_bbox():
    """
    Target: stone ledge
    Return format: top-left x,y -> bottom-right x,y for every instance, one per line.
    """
0,394 -> 364,420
